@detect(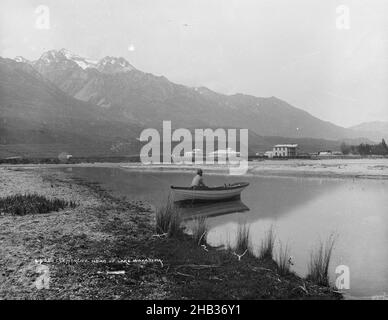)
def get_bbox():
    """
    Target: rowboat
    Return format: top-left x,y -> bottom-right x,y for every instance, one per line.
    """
171,182 -> 249,203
